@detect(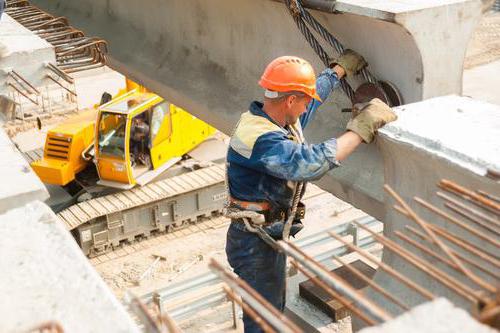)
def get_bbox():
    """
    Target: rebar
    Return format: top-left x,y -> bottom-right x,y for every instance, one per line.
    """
223,286 -> 276,333
404,226 -> 500,281
331,255 -> 410,311
384,185 -> 476,282
439,179 -> 500,215
415,196 -> 500,248
355,221 -> 492,303
209,259 -> 302,333
328,231 -> 435,300
291,260 -> 377,326
279,241 -> 393,323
